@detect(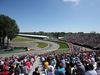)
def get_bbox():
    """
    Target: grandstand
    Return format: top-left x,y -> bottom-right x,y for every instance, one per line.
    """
18,34 -> 57,40
18,34 -> 49,40
61,33 -> 100,49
